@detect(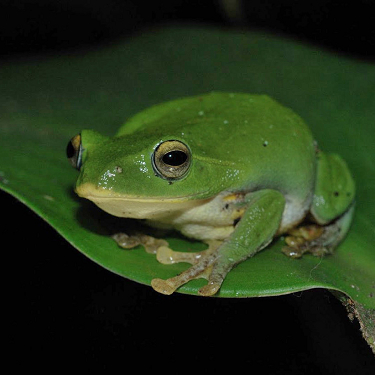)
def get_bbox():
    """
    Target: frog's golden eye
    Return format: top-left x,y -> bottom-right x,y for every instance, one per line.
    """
152,140 -> 191,180
66,134 -> 83,170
